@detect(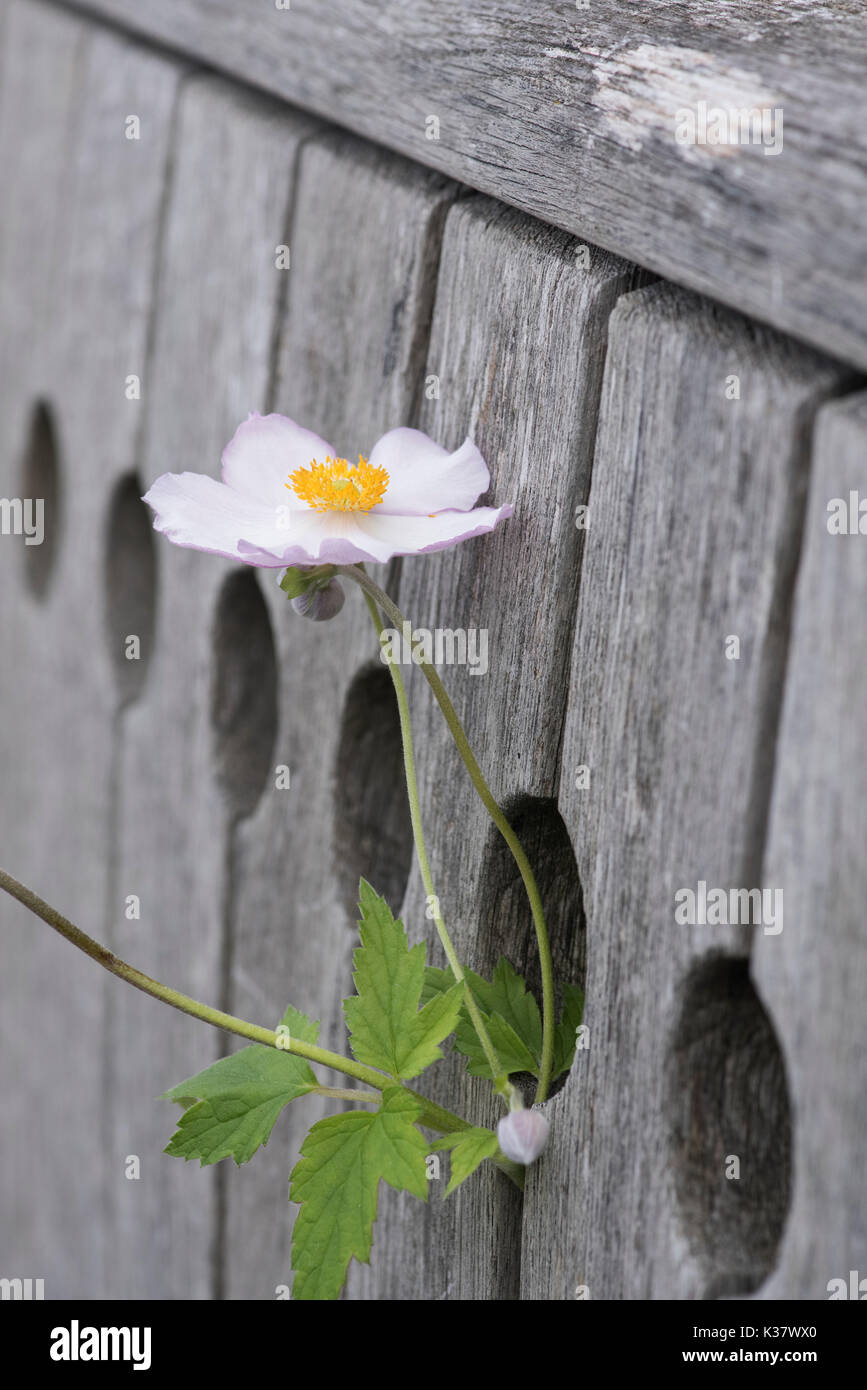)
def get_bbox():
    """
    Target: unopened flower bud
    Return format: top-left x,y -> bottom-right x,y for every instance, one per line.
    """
497,1109 -> 549,1165
290,578 -> 345,622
